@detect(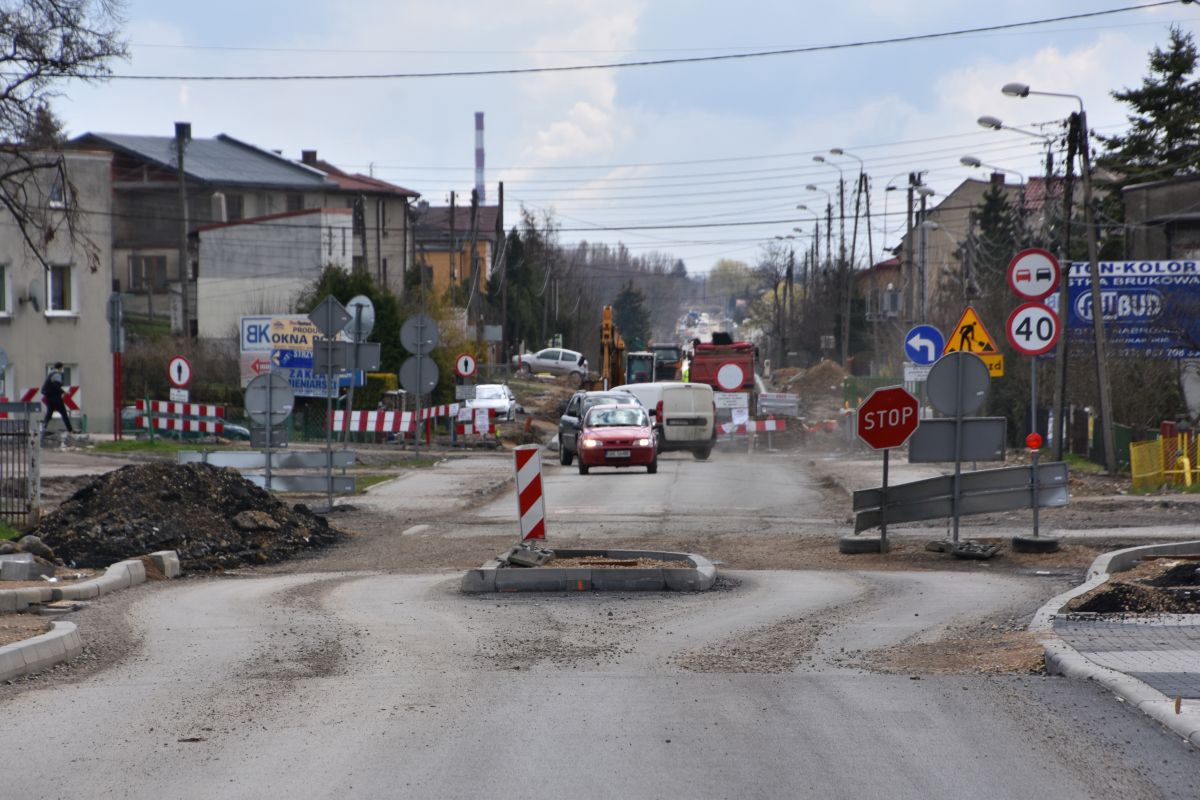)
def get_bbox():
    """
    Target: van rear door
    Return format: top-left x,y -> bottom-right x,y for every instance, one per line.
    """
661,384 -> 710,442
